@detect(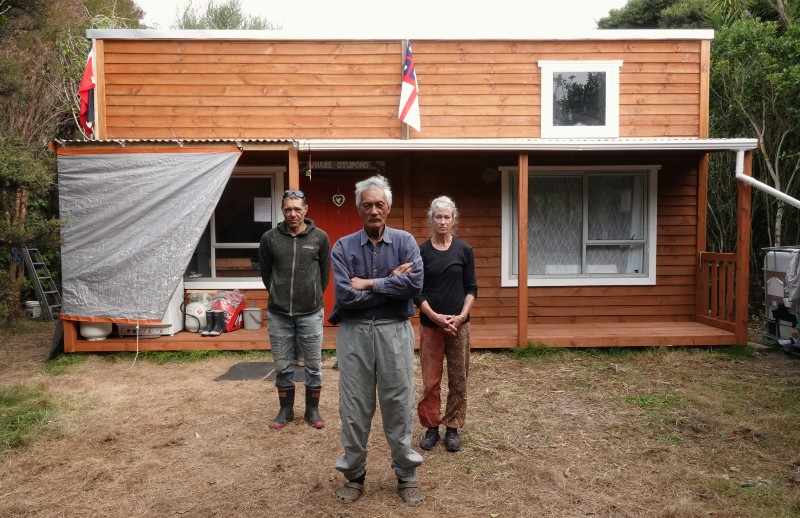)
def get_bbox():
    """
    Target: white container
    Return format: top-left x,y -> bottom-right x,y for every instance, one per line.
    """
25,301 -> 41,319
243,308 -> 262,330
79,322 -> 113,341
